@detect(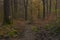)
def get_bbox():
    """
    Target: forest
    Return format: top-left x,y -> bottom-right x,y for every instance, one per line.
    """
0,0 -> 60,40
